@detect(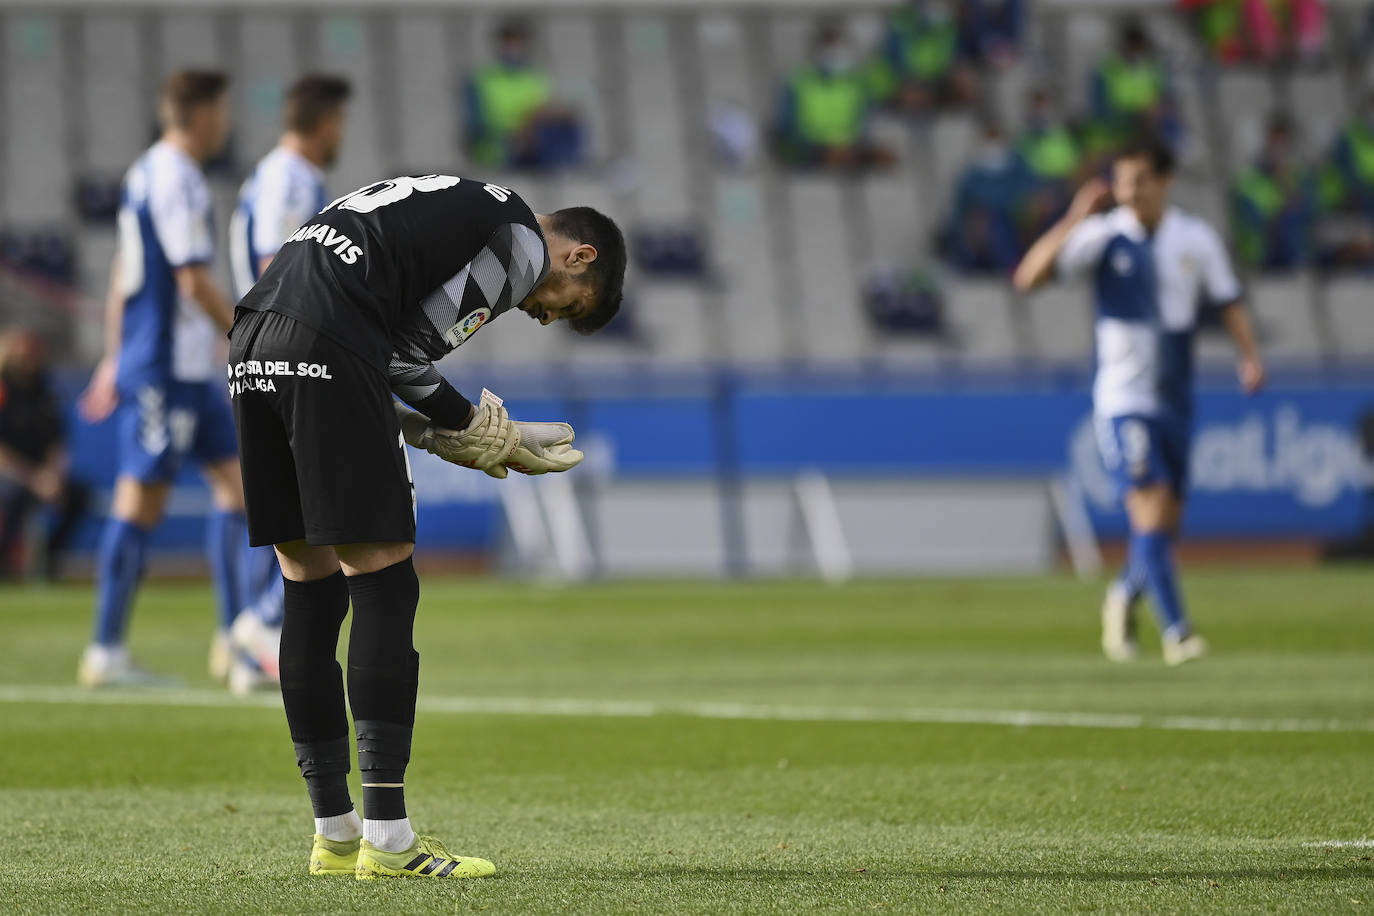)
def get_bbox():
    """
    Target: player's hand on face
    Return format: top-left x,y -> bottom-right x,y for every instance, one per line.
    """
78,356 -> 120,423
1068,178 -> 1112,222
1238,355 -> 1266,395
